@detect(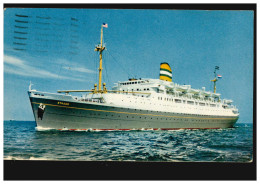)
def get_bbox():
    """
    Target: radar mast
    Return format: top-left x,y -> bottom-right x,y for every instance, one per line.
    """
211,66 -> 219,93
